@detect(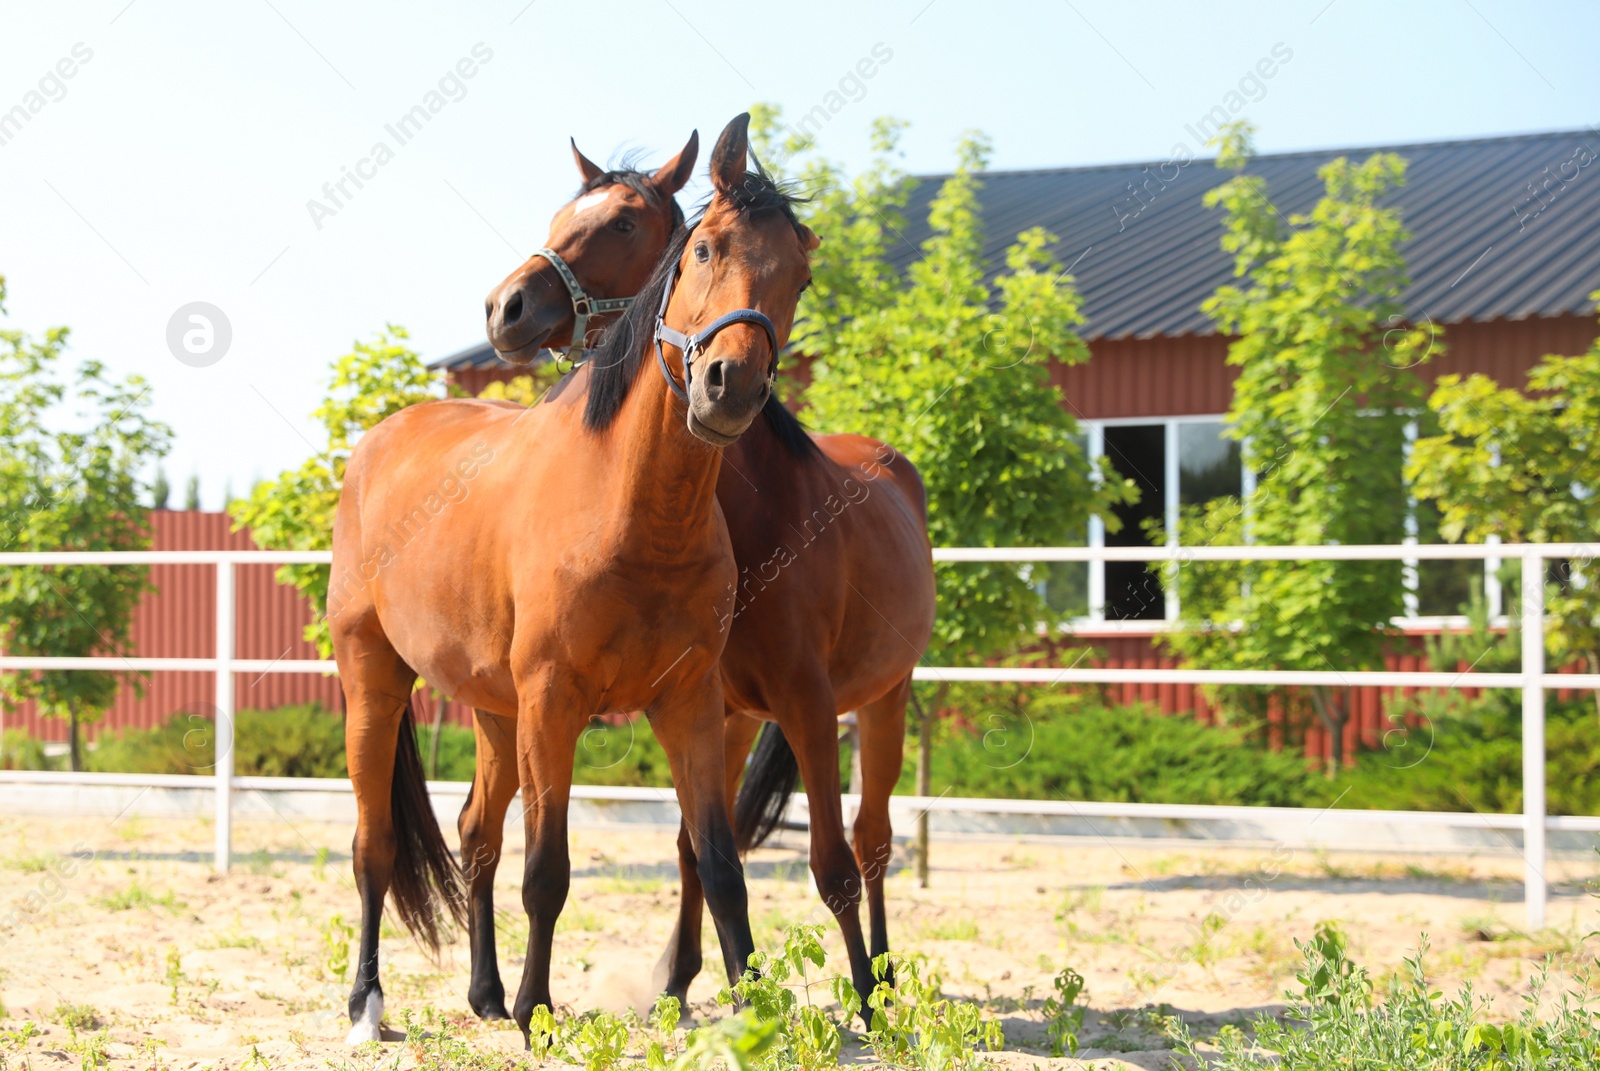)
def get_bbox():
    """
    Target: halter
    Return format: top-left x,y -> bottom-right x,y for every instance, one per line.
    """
532,246 -> 636,363
652,228 -> 780,406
